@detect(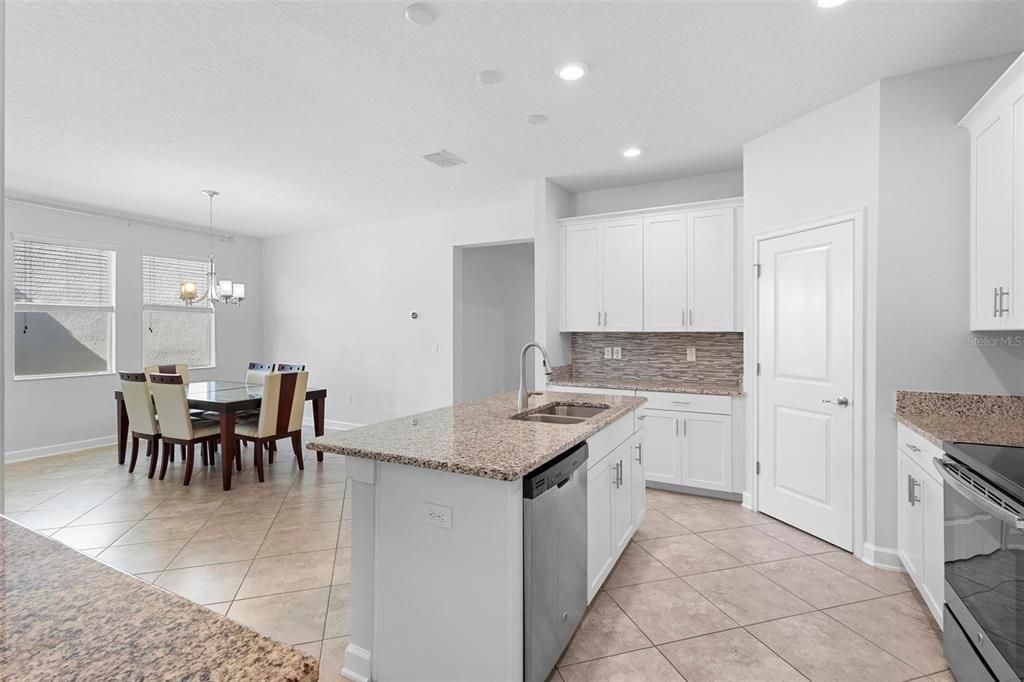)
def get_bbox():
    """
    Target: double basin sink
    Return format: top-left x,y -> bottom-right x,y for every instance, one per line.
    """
511,402 -> 608,425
